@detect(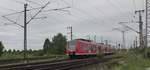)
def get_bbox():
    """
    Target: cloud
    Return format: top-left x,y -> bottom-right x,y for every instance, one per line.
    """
0,0 -> 144,50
